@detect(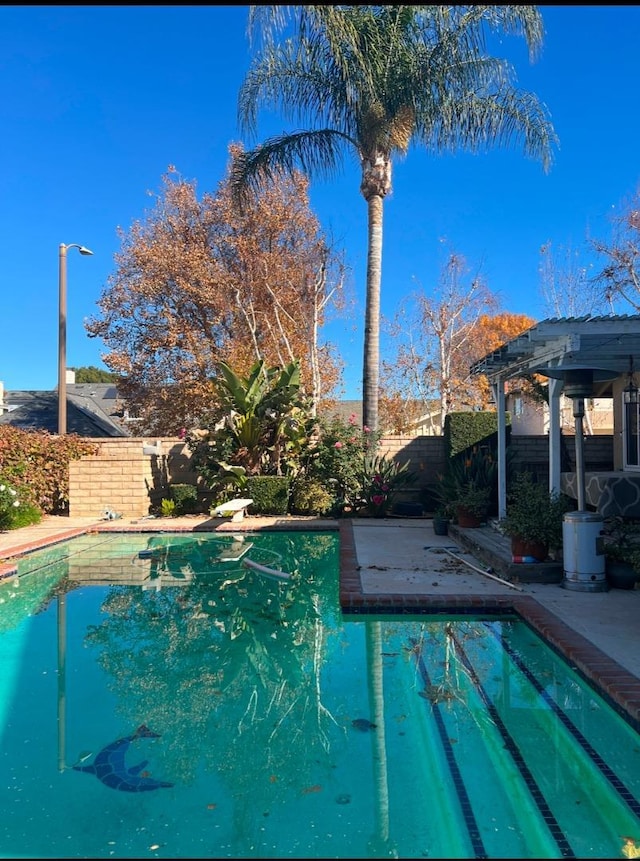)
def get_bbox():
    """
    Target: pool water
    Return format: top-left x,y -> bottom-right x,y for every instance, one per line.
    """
0,531 -> 639,859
